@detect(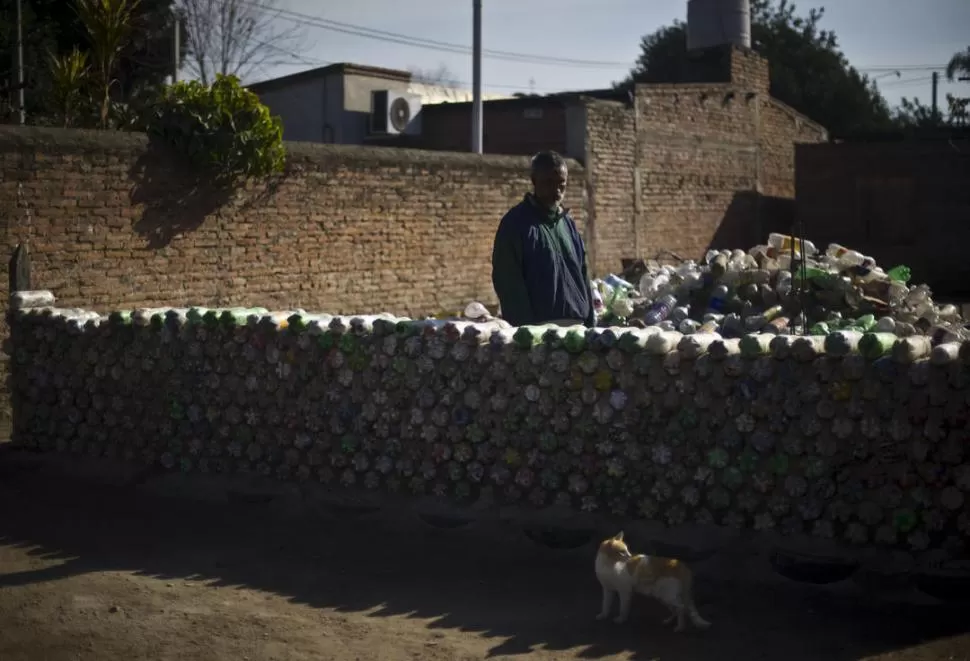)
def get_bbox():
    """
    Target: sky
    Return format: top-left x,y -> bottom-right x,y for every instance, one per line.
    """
249,0 -> 970,112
